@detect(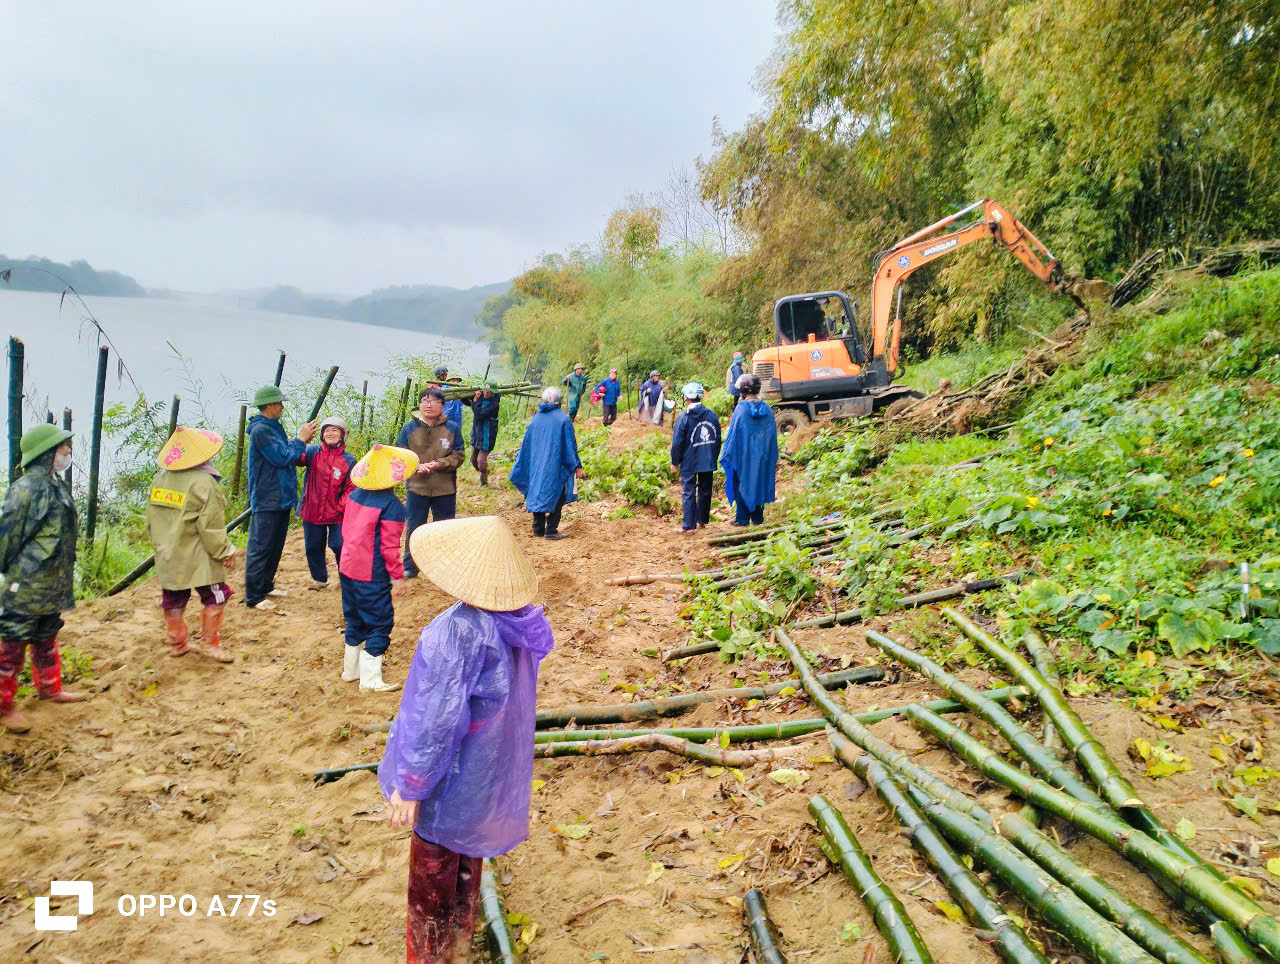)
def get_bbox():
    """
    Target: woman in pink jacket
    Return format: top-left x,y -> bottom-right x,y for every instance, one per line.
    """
296,416 -> 356,589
